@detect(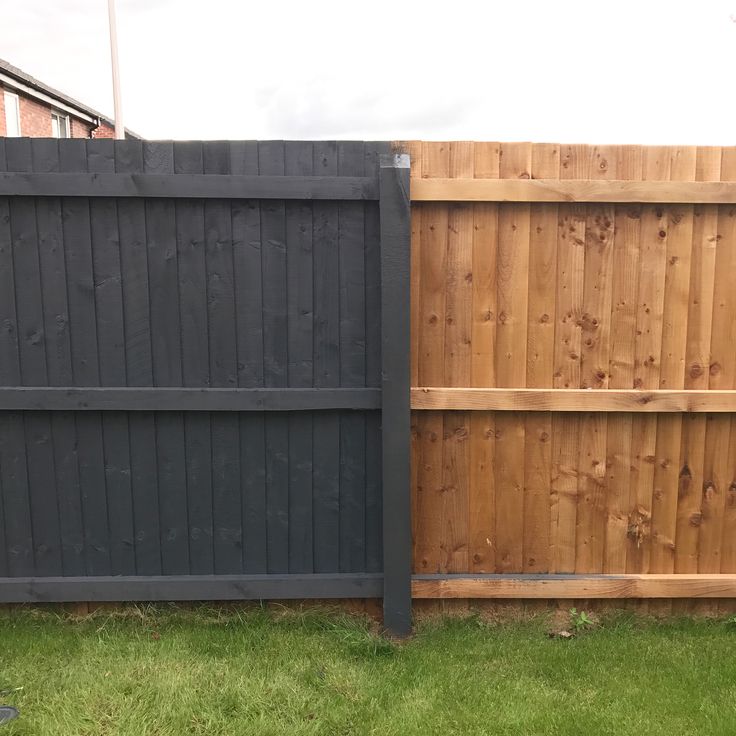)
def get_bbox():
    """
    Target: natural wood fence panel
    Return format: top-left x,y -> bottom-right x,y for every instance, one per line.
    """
406,141 -> 736,582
